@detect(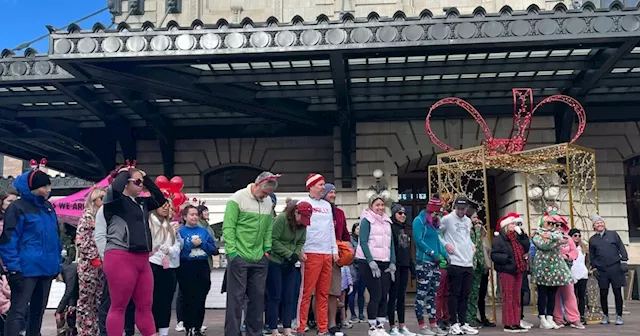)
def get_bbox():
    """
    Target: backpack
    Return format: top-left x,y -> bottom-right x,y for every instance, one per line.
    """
336,240 -> 355,266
